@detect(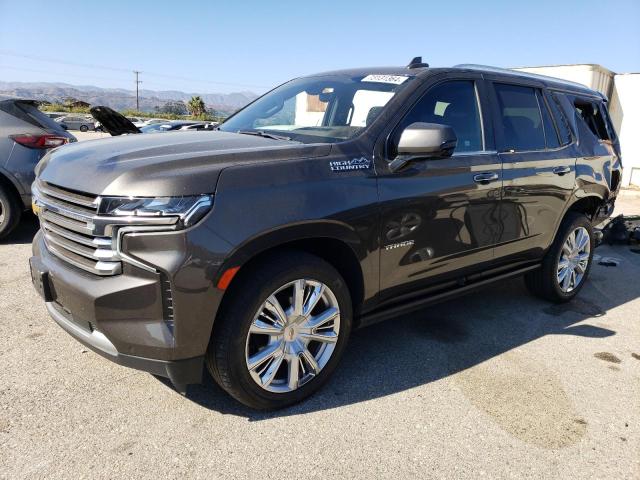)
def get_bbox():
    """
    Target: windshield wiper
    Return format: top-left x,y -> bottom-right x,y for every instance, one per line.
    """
237,130 -> 293,141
